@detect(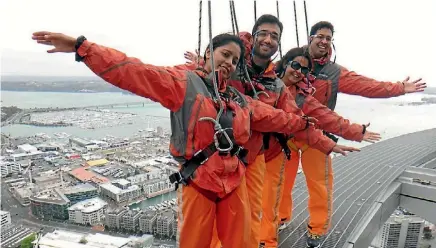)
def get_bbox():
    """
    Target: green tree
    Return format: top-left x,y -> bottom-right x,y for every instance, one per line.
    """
20,233 -> 36,248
